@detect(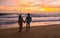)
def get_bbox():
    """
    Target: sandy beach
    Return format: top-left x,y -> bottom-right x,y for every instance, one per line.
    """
0,24 -> 60,38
